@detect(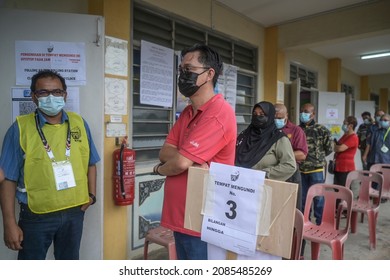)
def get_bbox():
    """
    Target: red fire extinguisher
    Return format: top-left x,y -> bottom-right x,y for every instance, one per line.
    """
113,137 -> 135,206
